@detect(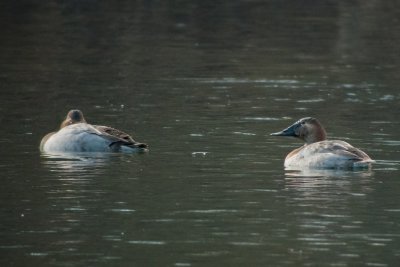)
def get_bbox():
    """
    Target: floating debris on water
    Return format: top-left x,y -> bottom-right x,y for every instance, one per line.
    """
191,152 -> 209,157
